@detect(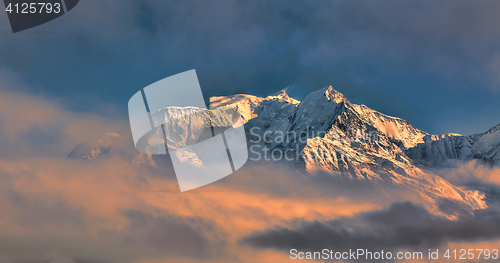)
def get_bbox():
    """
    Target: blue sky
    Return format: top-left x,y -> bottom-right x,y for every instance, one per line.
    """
0,0 -> 499,135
